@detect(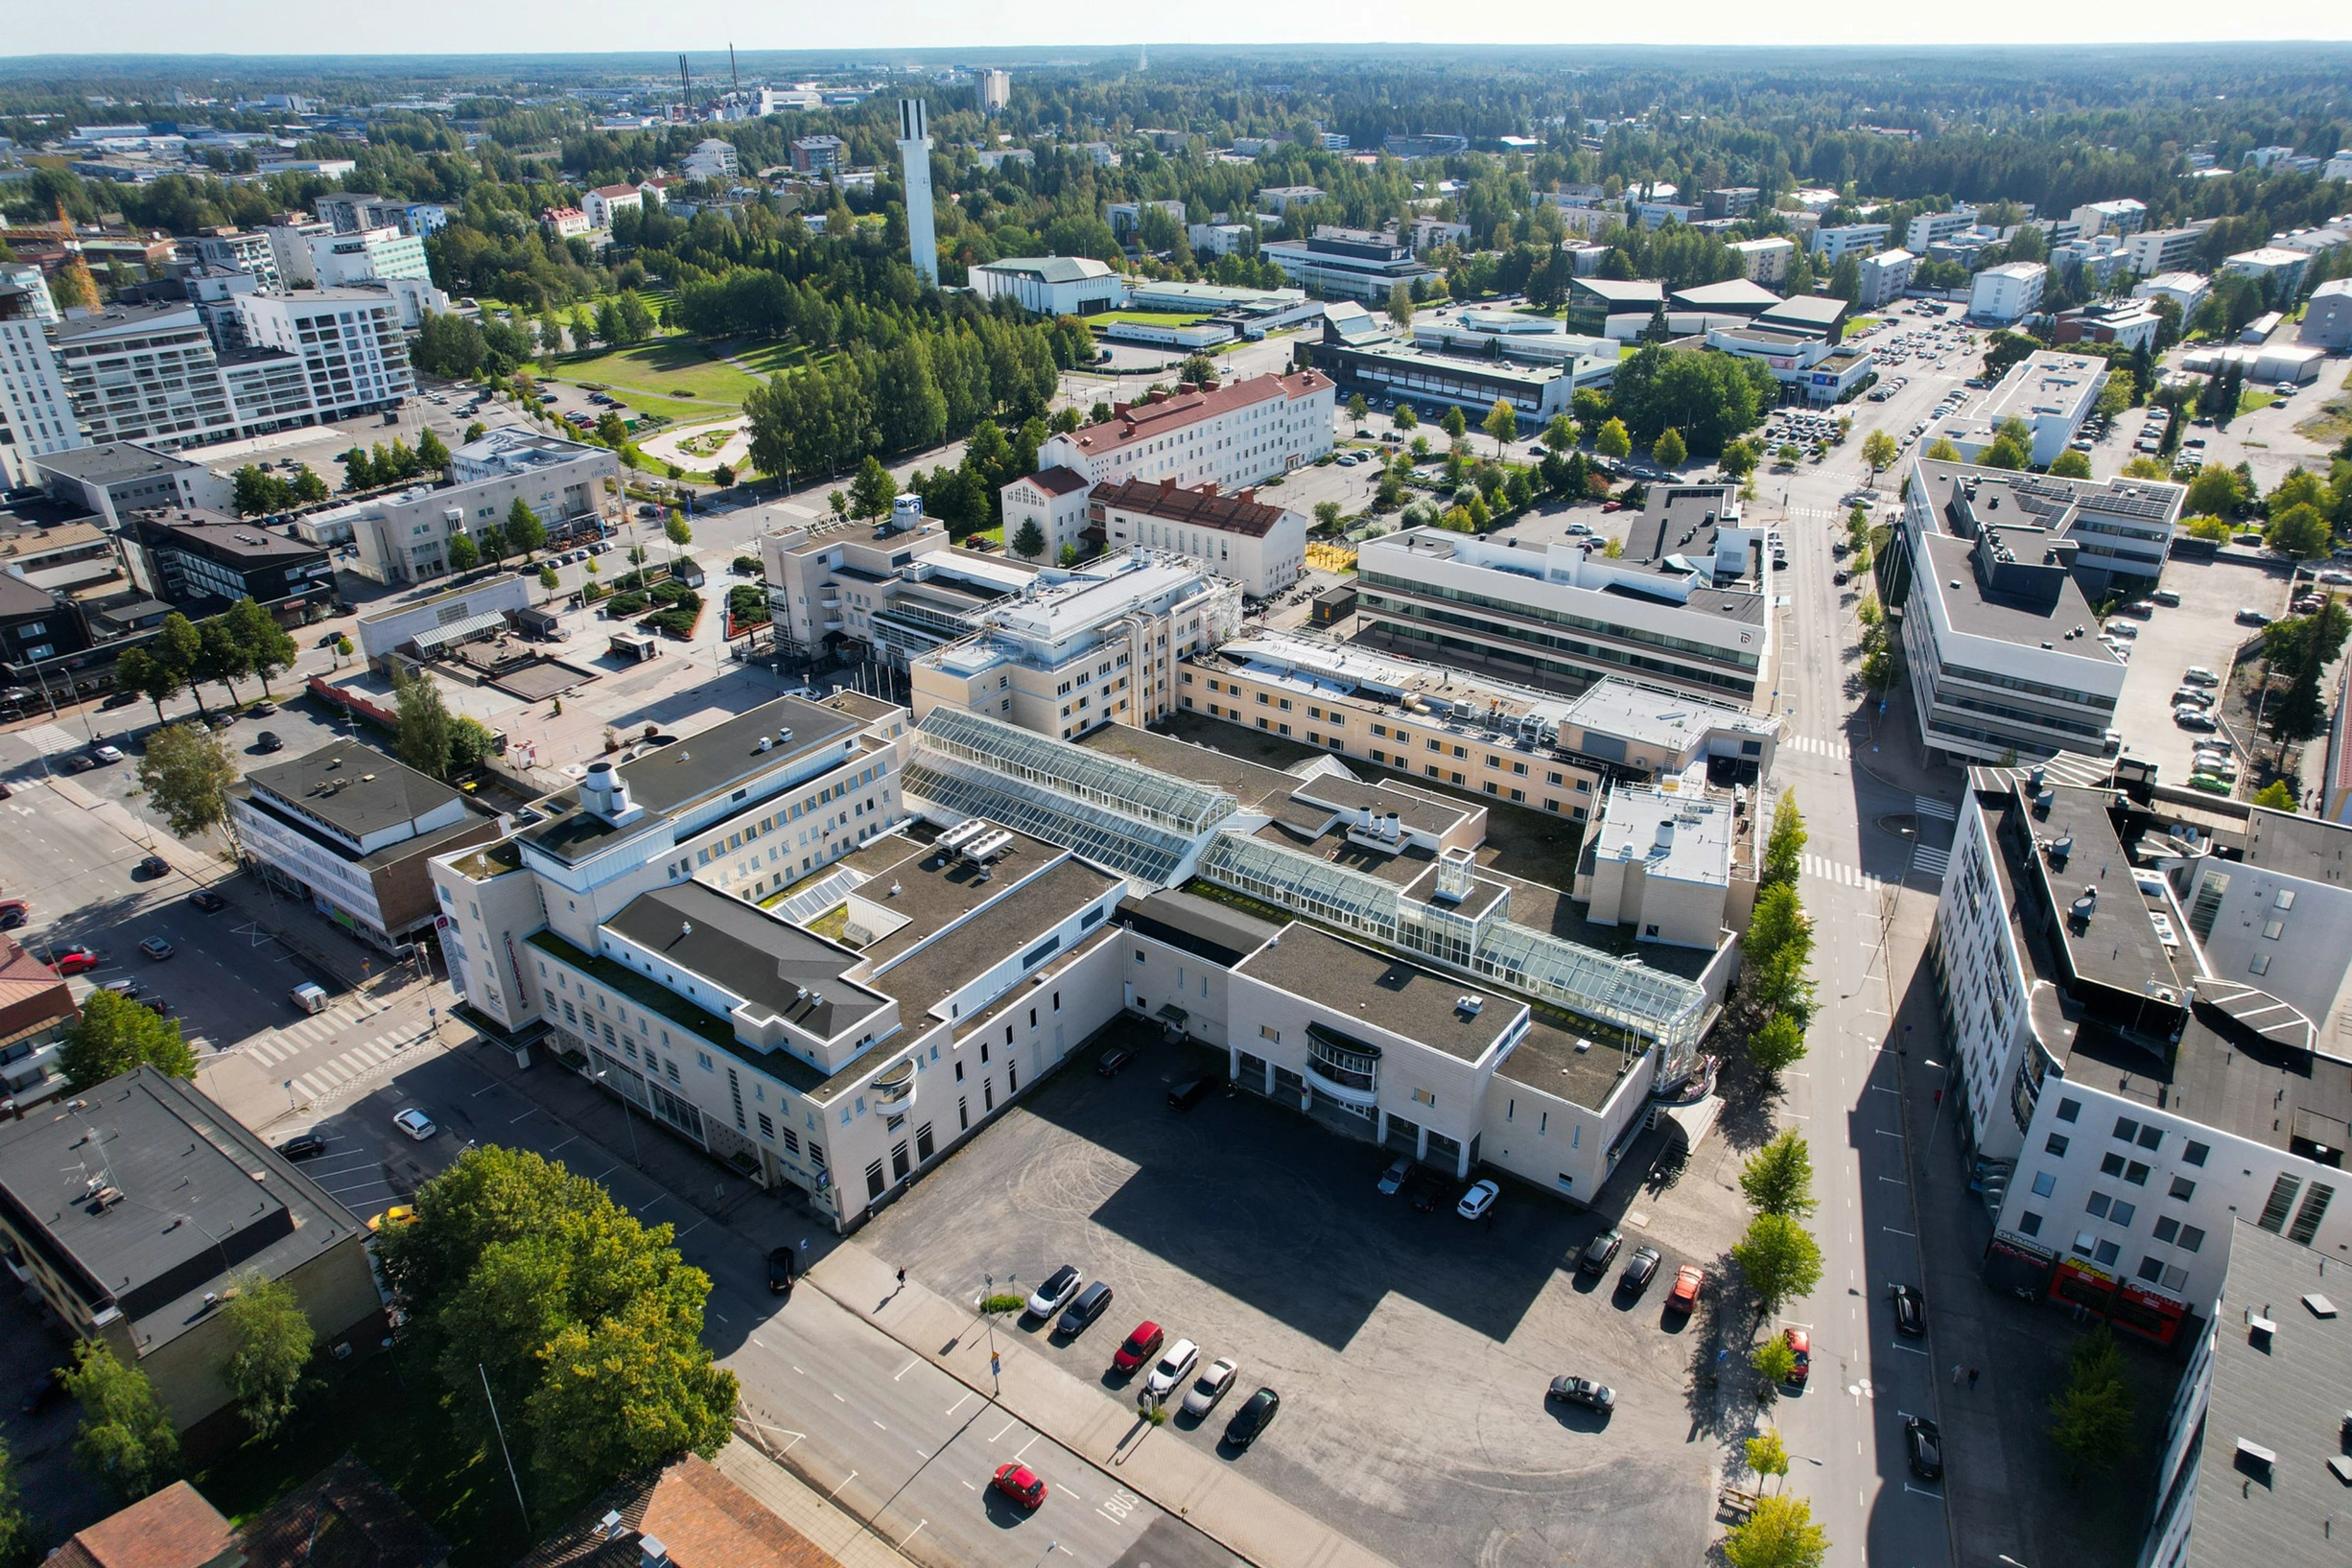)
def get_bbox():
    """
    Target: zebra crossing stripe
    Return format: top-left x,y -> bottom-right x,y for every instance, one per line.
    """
1914,795 -> 1958,822
23,725 -> 80,756
1913,847 -> 1951,877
